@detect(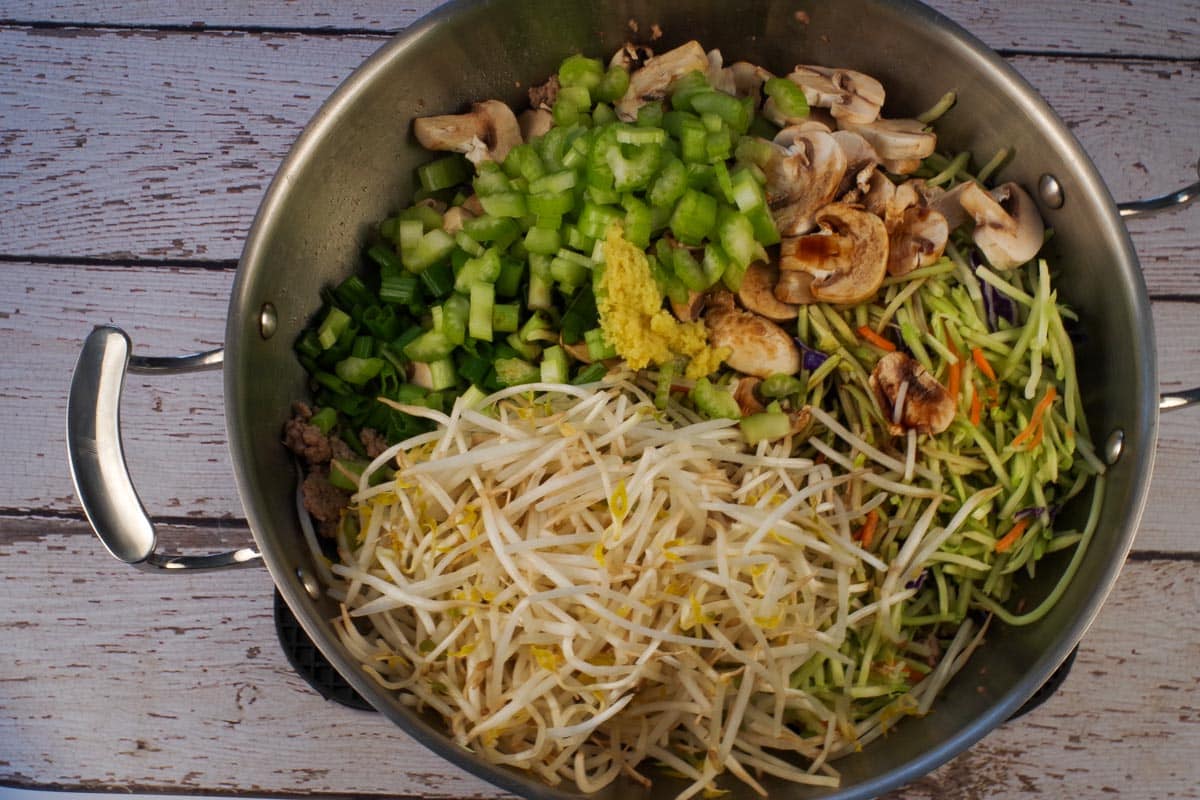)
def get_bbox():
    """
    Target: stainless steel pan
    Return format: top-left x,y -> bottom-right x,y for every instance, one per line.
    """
67,0 -> 1199,797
